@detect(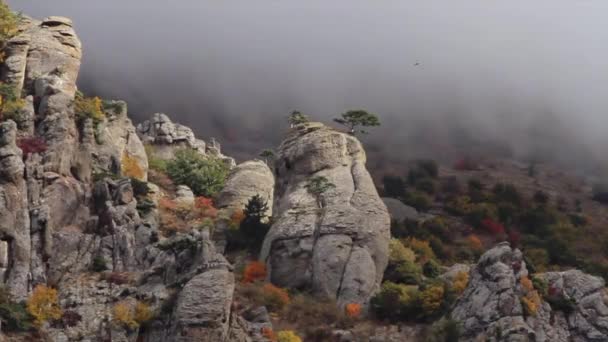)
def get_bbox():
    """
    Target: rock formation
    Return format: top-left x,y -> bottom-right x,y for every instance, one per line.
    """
260,122 -> 391,307
137,112 -> 236,168
453,242 -> 608,342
